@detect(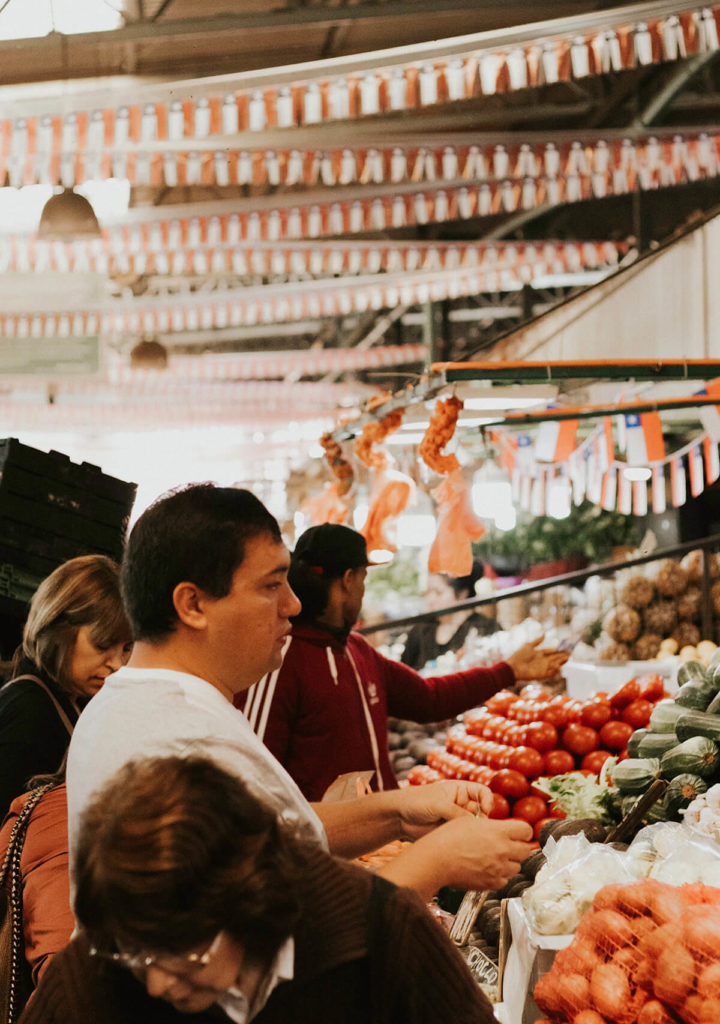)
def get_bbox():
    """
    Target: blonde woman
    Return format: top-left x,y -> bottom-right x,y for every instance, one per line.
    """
0,555 -> 131,817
